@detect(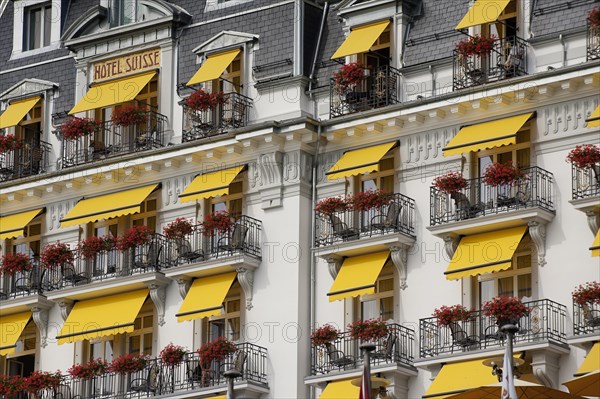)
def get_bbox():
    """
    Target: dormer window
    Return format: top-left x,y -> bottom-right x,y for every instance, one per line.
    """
110,0 -> 139,27
23,2 -> 52,51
